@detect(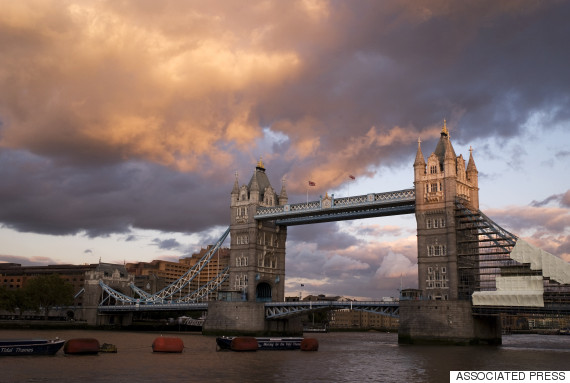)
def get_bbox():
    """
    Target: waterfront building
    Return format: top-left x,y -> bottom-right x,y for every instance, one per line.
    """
0,262 -> 94,307
329,309 -> 399,331
125,246 -> 231,299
